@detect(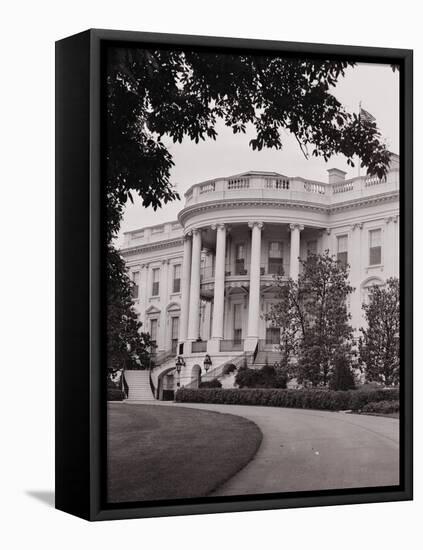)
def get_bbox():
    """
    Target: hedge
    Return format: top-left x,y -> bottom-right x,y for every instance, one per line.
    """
199,378 -> 222,389
107,387 -> 125,401
361,400 -> 400,415
175,387 -> 400,412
